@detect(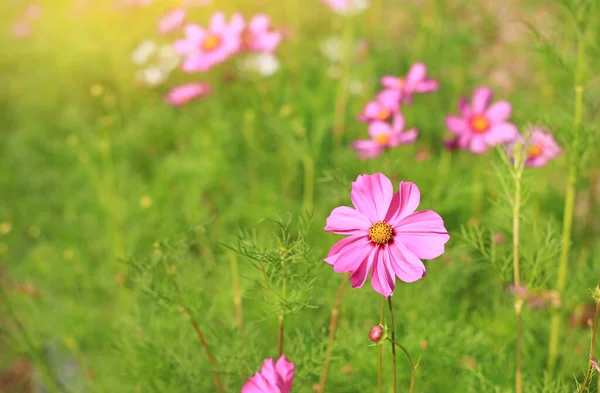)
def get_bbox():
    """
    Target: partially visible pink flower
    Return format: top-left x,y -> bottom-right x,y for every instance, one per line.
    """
165,83 -> 211,106
358,90 -> 400,123
158,7 -> 187,34
24,4 -> 43,20
352,114 -> 418,159
415,150 -> 431,162
11,20 -> 31,38
445,87 -> 518,154
511,126 -> 561,168
174,12 -> 244,72
321,0 -> 369,15
241,14 -> 282,53
241,355 -> 294,393
324,174 -> 450,297
381,63 -> 438,104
